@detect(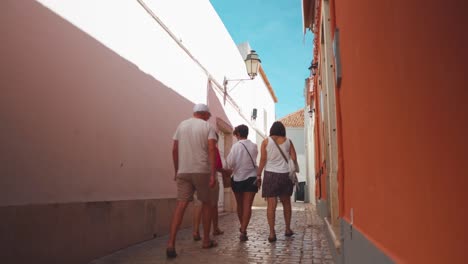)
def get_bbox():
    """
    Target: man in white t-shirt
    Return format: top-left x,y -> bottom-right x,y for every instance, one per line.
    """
166,104 -> 218,258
